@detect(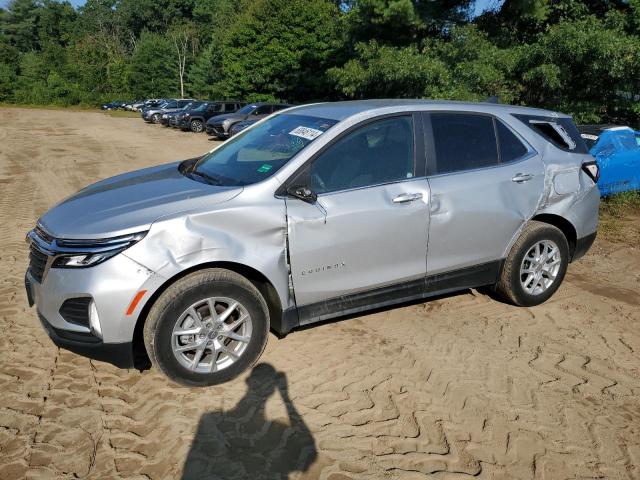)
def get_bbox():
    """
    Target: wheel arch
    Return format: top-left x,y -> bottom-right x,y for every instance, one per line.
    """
530,213 -> 577,259
131,261 -> 284,369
